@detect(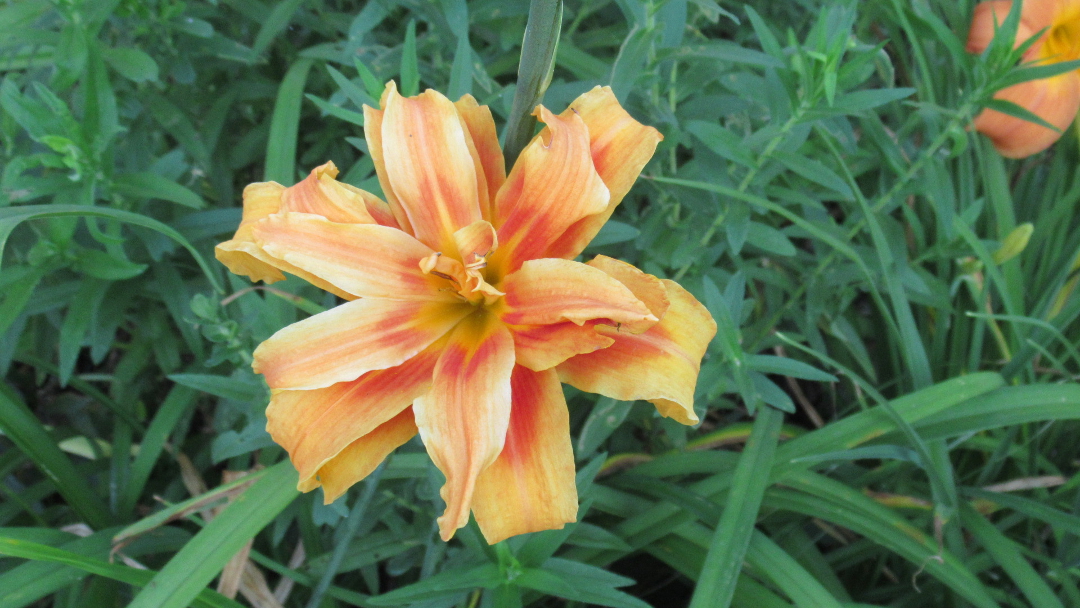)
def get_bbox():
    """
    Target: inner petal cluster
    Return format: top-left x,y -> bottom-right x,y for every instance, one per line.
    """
418,219 -> 504,306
